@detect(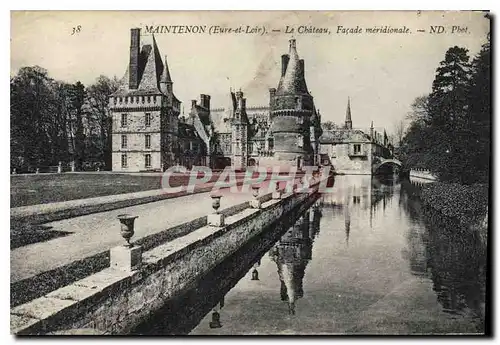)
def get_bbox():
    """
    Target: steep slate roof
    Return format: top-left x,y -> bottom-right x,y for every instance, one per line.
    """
277,39 -> 309,95
319,129 -> 371,144
112,35 -> 177,98
178,122 -> 200,139
160,54 -> 172,84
